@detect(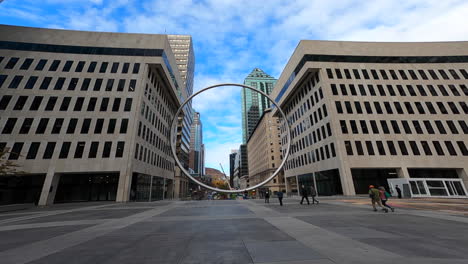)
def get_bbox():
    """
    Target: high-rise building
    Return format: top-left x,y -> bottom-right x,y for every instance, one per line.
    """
189,110 -> 204,176
241,68 -> 277,143
247,109 -> 285,196
272,40 -> 468,198
0,25 -> 184,205
168,35 -> 195,198
229,150 -> 237,187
